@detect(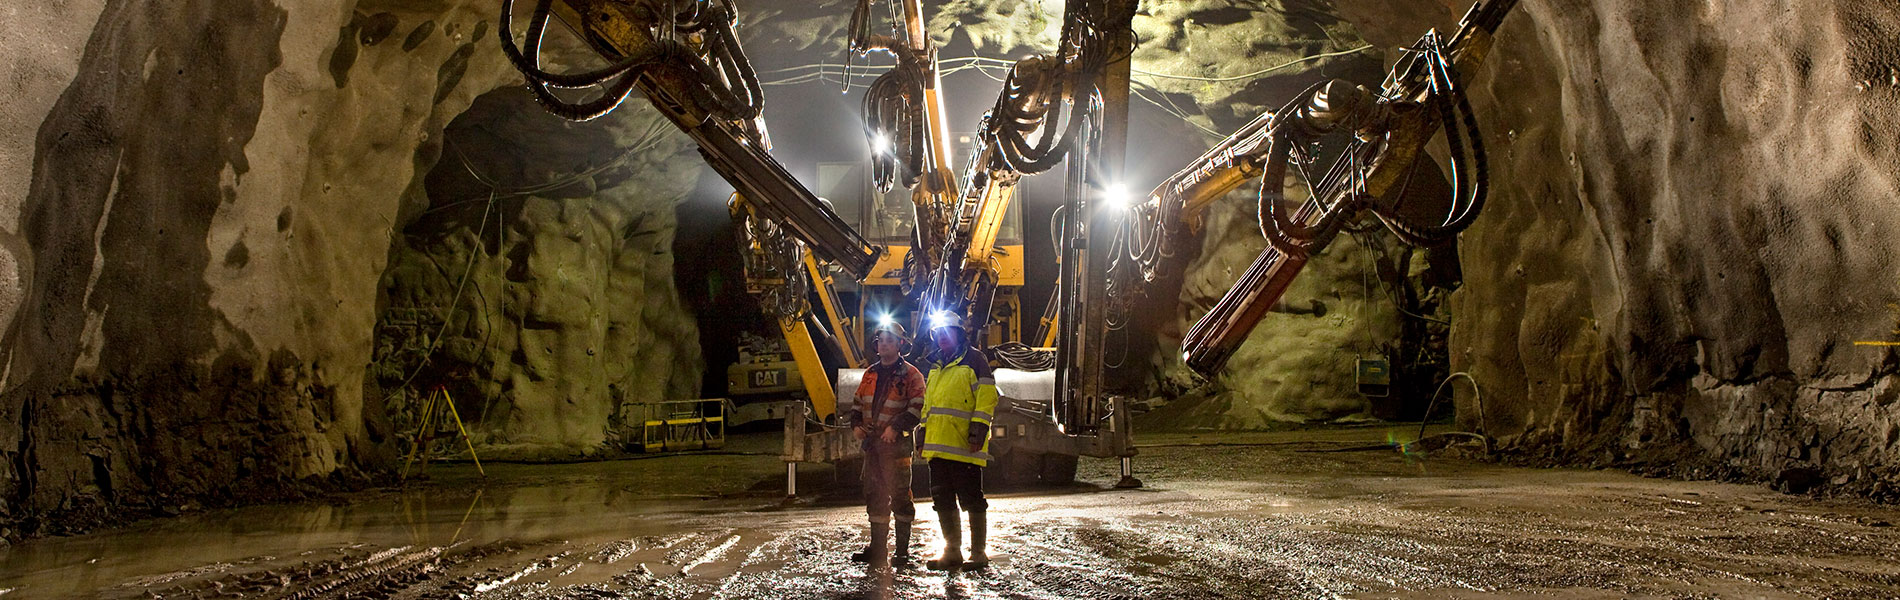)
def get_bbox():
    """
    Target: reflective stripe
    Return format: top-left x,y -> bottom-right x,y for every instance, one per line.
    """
972,411 -> 993,423
976,377 -> 996,386
928,407 -> 976,420
920,443 -> 993,462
